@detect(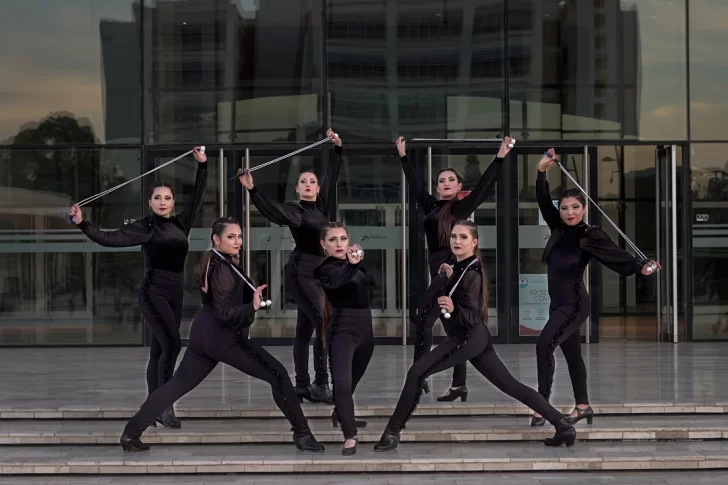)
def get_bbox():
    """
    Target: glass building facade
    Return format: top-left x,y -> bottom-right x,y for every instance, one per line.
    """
0,0 -> 725,345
